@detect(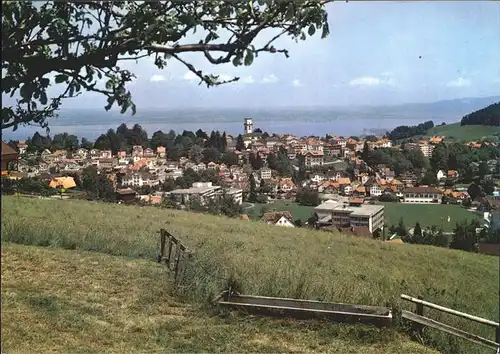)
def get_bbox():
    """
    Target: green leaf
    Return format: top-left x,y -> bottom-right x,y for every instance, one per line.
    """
285,3 -> 295,21
20,83 -> 32,100
40,78 -> 50,87
244,50 -> 254,66
54,74 -> 68,83
321,23 -> 330,39
308,24 -> 316,36
40,91 -> 48,105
